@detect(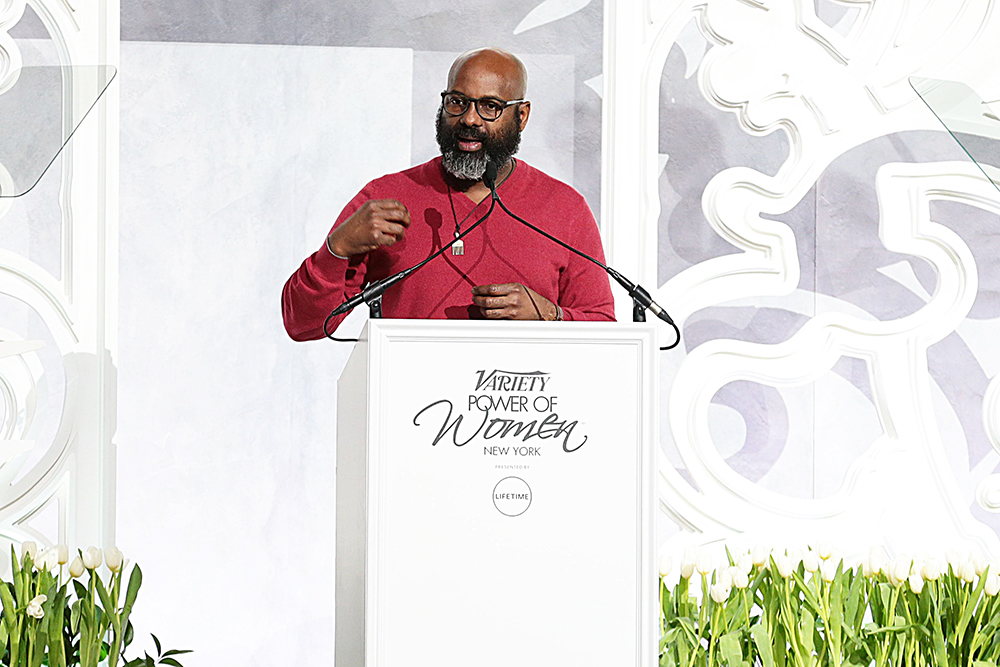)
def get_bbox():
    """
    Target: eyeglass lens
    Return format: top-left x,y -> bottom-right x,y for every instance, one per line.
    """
443,94 -> 507,121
